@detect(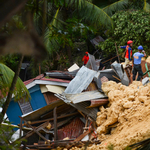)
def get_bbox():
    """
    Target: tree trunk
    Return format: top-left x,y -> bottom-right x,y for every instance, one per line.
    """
0,55 -> 24,124
66,46 -> 73,66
